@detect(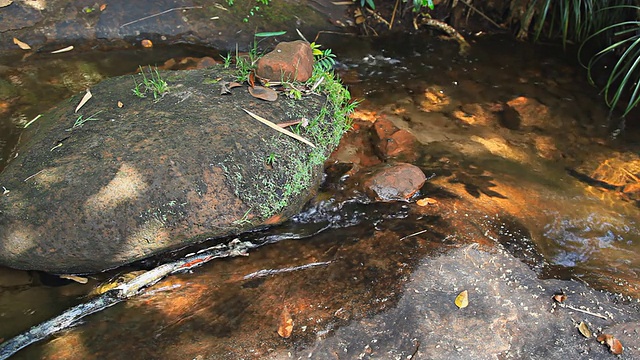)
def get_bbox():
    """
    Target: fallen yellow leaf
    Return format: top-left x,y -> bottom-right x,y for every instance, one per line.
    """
578,322 -> 591,338
416,197 -> 437,206
13,37 -> 31,50
455,290 -> 469,309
